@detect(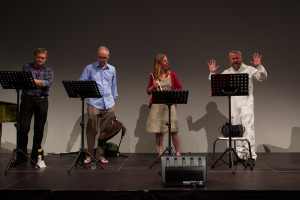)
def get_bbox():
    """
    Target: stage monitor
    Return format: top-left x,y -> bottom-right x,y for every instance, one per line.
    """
161,155 -> 207,187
